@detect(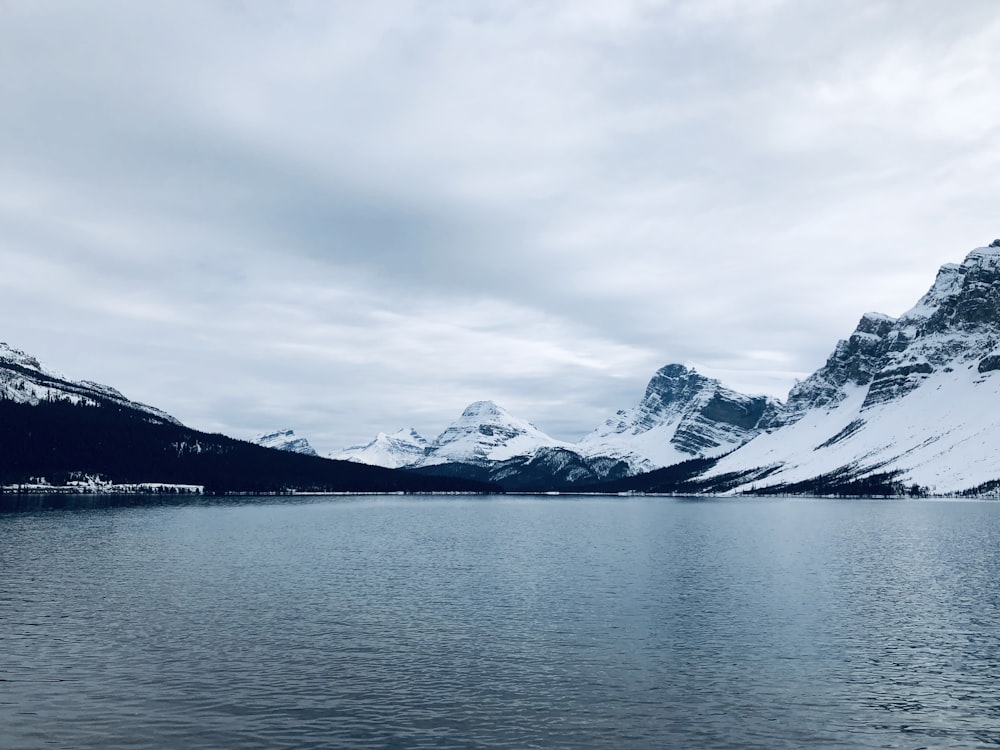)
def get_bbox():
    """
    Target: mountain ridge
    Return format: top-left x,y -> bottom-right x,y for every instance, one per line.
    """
7,239 -> 1000,496
327,239 -> 1000,496
1,342 -> 179,426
